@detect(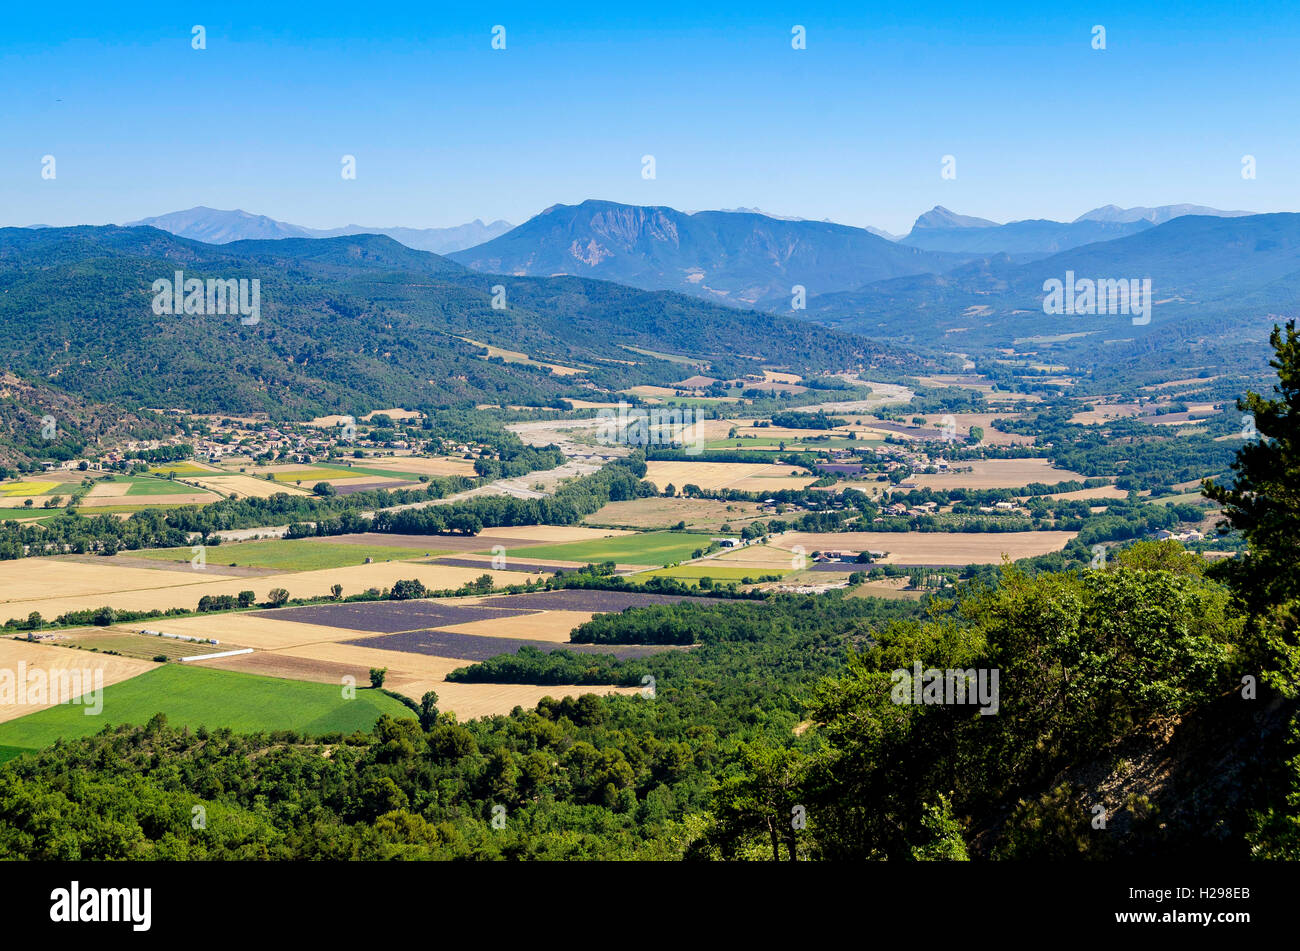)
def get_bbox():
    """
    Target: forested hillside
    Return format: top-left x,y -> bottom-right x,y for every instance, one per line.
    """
0,226 -> 907,421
